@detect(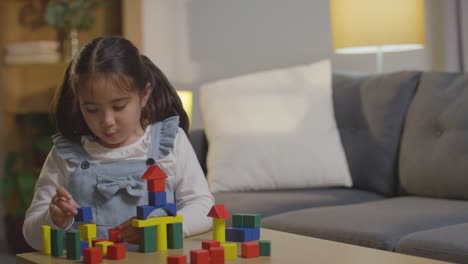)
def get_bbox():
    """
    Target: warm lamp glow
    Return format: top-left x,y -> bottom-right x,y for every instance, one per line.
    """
331,0 -> 425,53
176,90 -> 193,124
